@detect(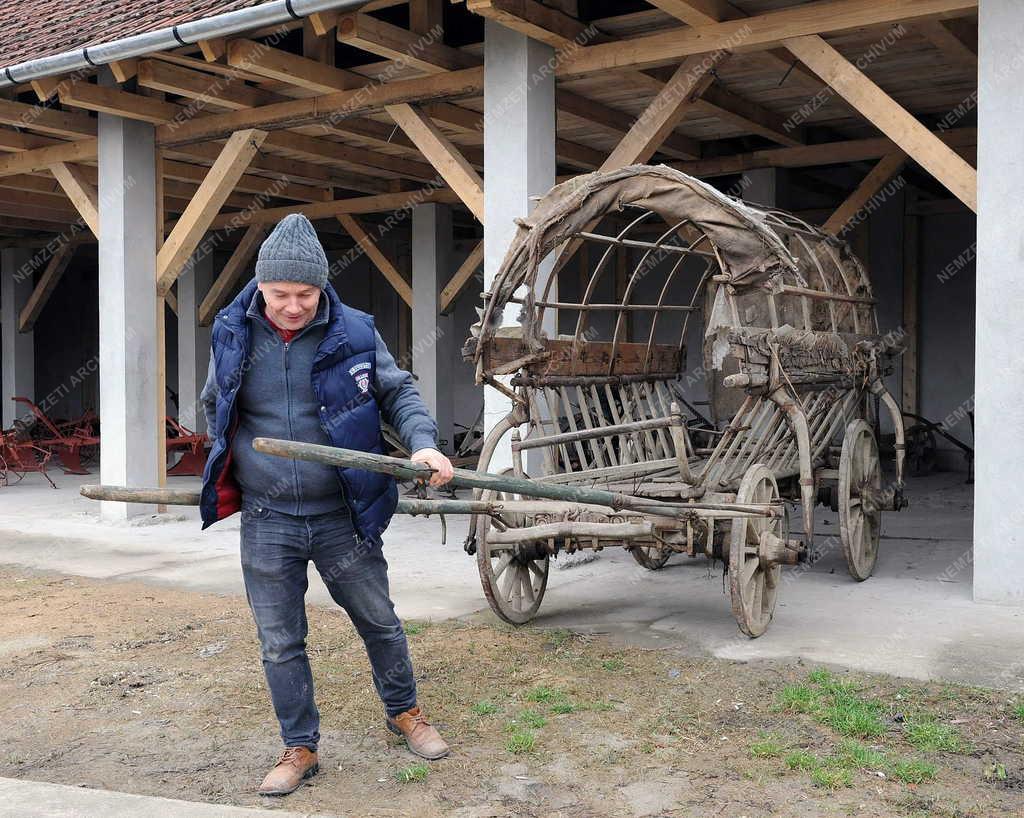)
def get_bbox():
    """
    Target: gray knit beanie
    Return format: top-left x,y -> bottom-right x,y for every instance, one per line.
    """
255,214 -> 329,288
